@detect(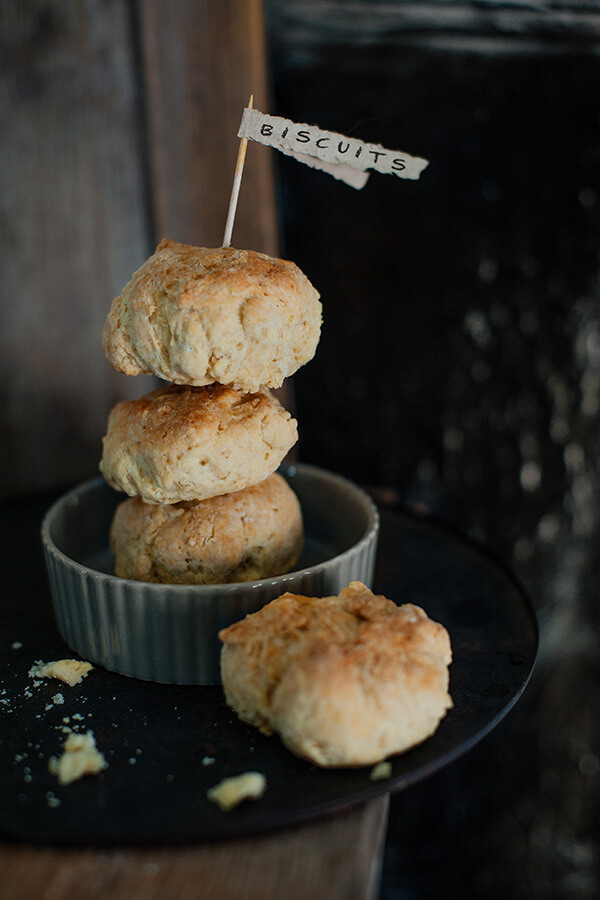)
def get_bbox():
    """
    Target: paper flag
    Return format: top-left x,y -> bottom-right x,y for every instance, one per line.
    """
238,108 -> 429,190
